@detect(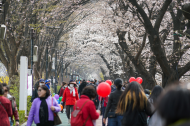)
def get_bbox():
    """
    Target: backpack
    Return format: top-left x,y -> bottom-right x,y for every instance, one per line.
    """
7,95 -> 15,112
71,100 -> 90,126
